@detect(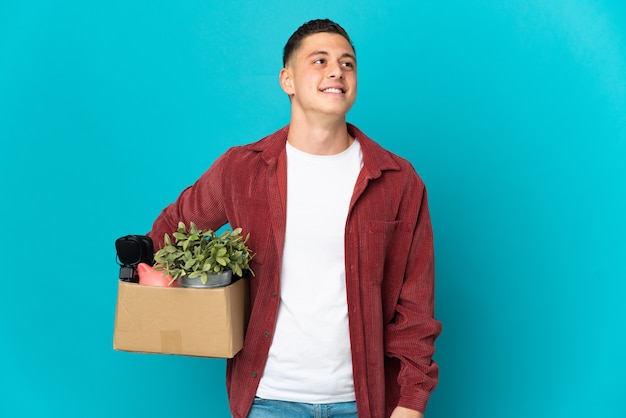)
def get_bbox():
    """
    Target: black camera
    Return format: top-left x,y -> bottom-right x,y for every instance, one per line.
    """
115,235 -> 154,282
